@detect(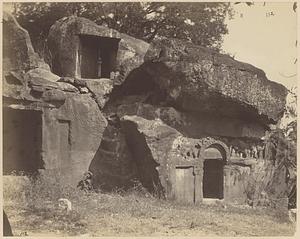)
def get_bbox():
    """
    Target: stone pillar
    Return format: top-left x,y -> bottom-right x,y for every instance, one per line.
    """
75,44 -> 80,78
223,165 -> 231,202
97,56 -> 102,78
